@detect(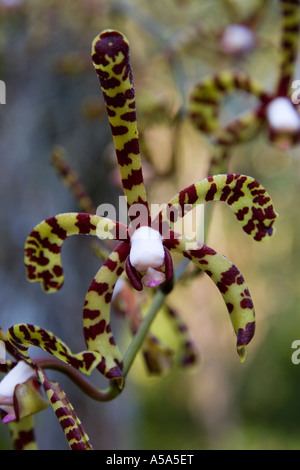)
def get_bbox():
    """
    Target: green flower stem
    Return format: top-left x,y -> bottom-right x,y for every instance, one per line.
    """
35,357 -> 121,402
122,257 -> 190,378
34,259 -> 191,401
